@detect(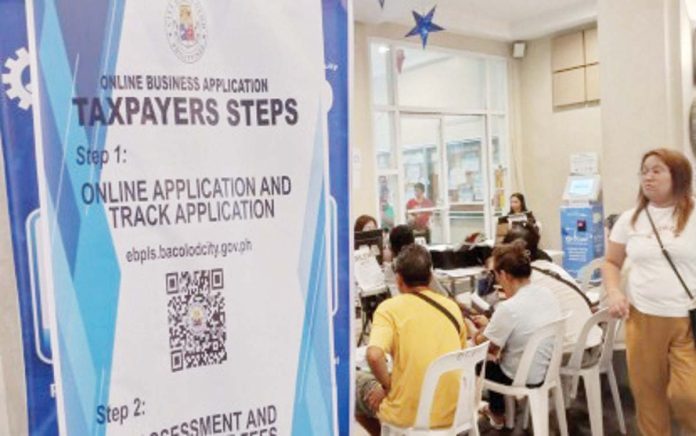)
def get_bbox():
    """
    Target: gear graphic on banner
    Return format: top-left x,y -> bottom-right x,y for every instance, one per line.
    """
2,47 -> 32,111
